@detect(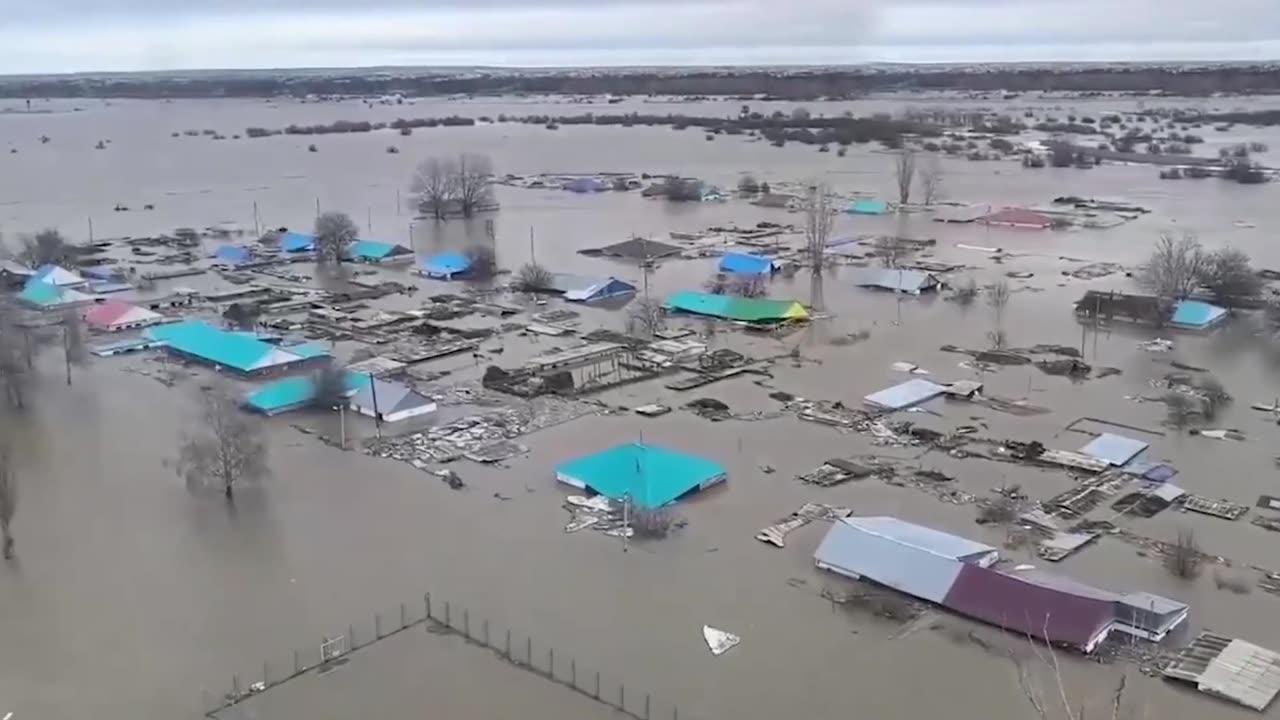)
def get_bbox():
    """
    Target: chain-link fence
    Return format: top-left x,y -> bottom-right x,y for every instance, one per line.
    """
202,591 -> 681,720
